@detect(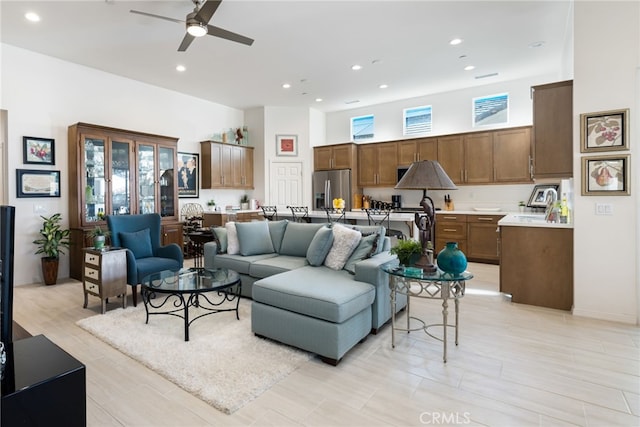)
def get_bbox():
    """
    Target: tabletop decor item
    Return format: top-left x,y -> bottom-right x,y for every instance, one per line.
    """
436,242 -> 467,275
390,239 -> 423,267
88,225 -> 111,250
